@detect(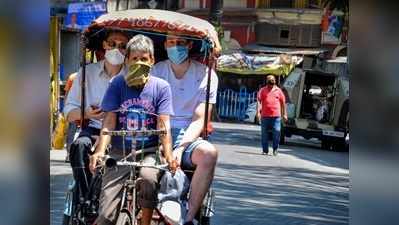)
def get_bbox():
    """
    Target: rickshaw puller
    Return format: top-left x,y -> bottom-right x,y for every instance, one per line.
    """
89,34 -> 175,225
